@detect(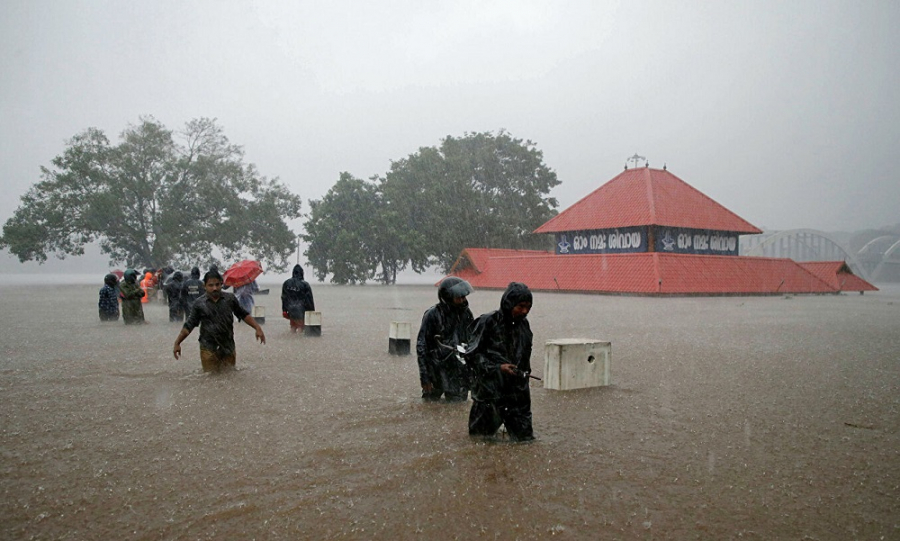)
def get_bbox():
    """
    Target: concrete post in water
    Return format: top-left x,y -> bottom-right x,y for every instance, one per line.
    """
304,311 -> 322,336
544,339 -> 611,391
252,305 -> 266,325
389,321 -> 411,355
